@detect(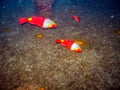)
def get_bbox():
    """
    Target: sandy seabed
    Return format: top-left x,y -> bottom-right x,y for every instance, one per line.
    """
0,0 -> 120,90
